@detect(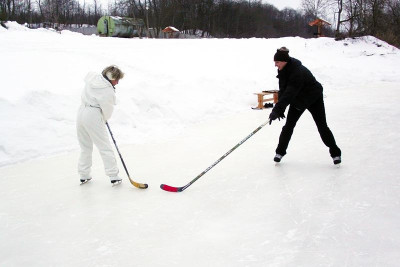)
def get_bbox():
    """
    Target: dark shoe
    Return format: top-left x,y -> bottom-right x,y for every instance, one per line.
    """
274,154 -> 283,162
264,103 -> 274,108
332,156 -> 341,165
